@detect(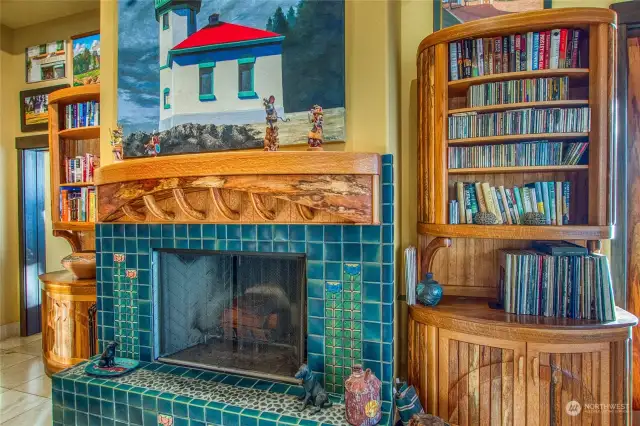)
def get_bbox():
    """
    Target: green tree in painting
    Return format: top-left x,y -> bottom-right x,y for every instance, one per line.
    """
271,6 -> 289,35
286,6 -> 296,27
